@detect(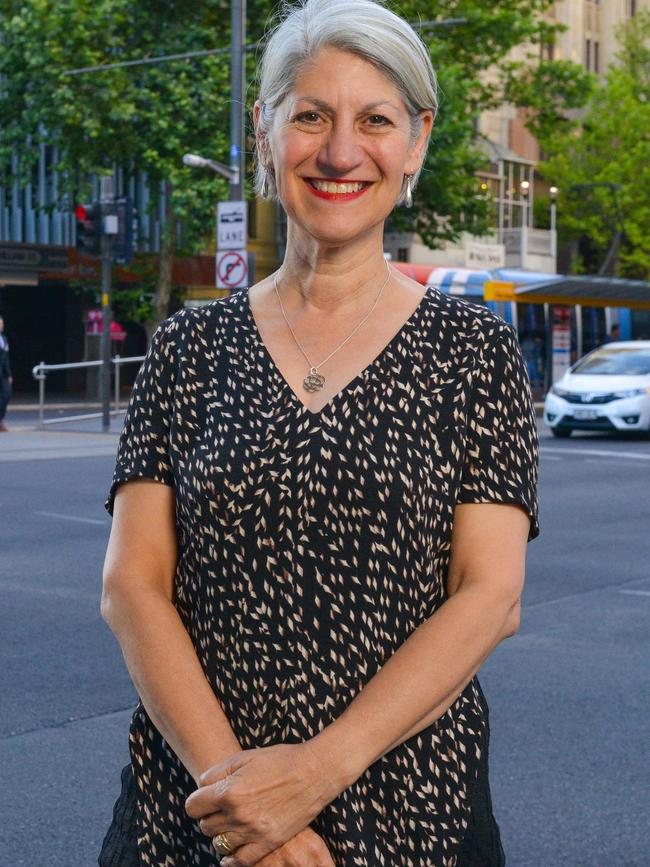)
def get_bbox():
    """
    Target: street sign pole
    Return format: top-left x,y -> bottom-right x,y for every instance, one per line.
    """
230,0 -> 246,203
100,234 -> 112,432
100,176 -> 117,432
